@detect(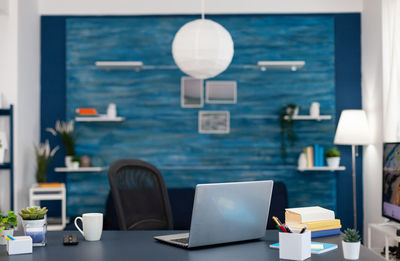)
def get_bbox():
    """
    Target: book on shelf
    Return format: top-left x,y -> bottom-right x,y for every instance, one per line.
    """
304,145 -> 325,168
38,183 -> 63,188
76,108 -> 98,116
